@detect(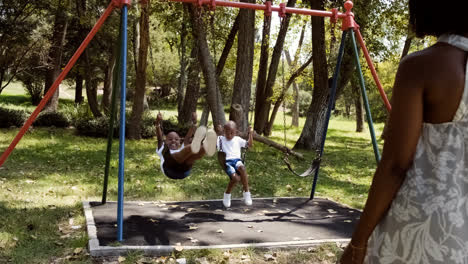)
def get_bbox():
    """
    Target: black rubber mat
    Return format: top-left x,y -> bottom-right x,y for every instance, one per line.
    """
89,197 -> 360,246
